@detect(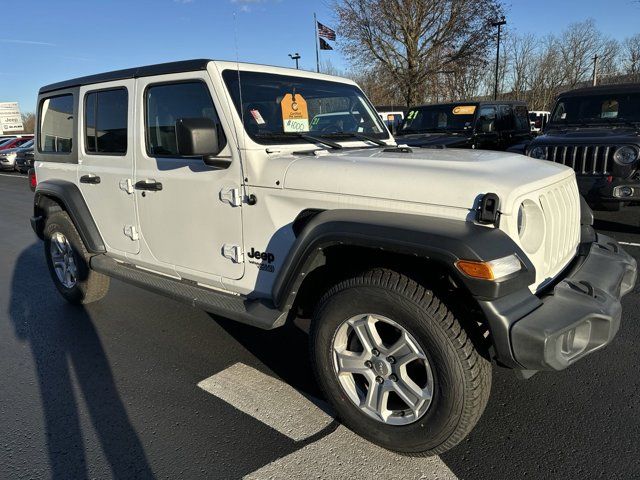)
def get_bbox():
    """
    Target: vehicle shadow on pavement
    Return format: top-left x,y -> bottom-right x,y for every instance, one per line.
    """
8,244 -> 155,480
